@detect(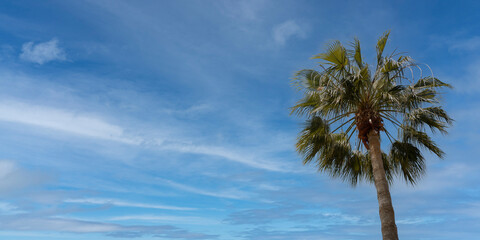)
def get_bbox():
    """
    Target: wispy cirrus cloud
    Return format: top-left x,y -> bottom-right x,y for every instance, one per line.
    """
19,38 -> 66,64
0,100 -> 139,144
109,215 -> 220,225
0,215 -> 217,239
64,198 -> 195,211
0,216 -> 118,233
0,201 -> 21,215
238,226 -> 367,240
272,20 -> 306,46
225,205 -> 367,226
447,36 -> 480,52
159,142 -> 294,172
0,160 -> 48,194
158,178 -> 252,200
